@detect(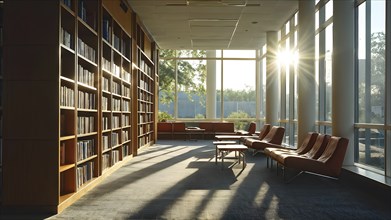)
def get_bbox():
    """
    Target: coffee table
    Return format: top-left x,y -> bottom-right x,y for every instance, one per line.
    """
215,144 -> 248,169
